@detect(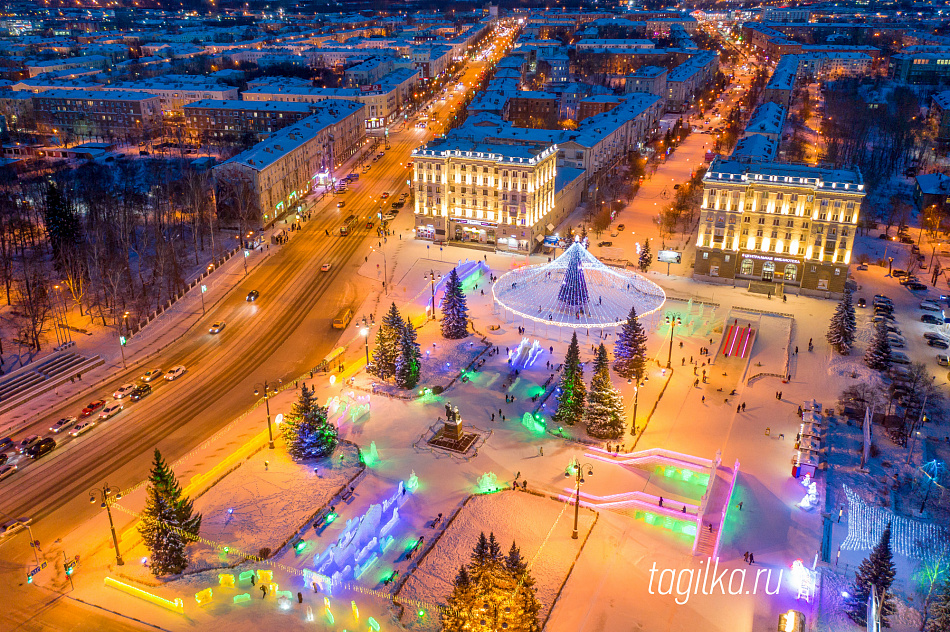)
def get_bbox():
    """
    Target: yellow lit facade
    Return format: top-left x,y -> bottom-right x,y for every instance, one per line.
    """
411,141 -> 558,251
693,158 -> 864,296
